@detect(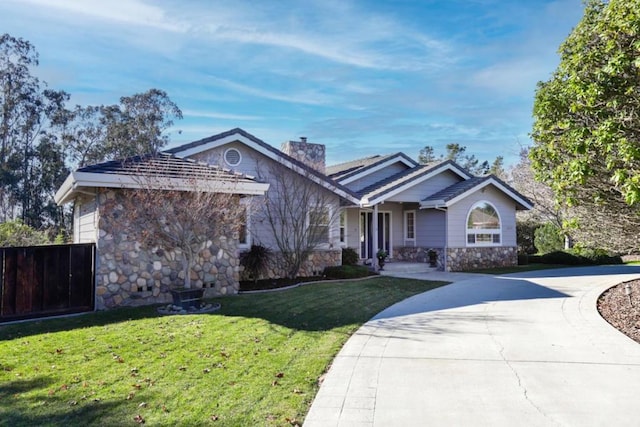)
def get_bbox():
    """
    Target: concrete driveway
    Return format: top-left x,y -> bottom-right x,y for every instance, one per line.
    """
304,265 -> 640,427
